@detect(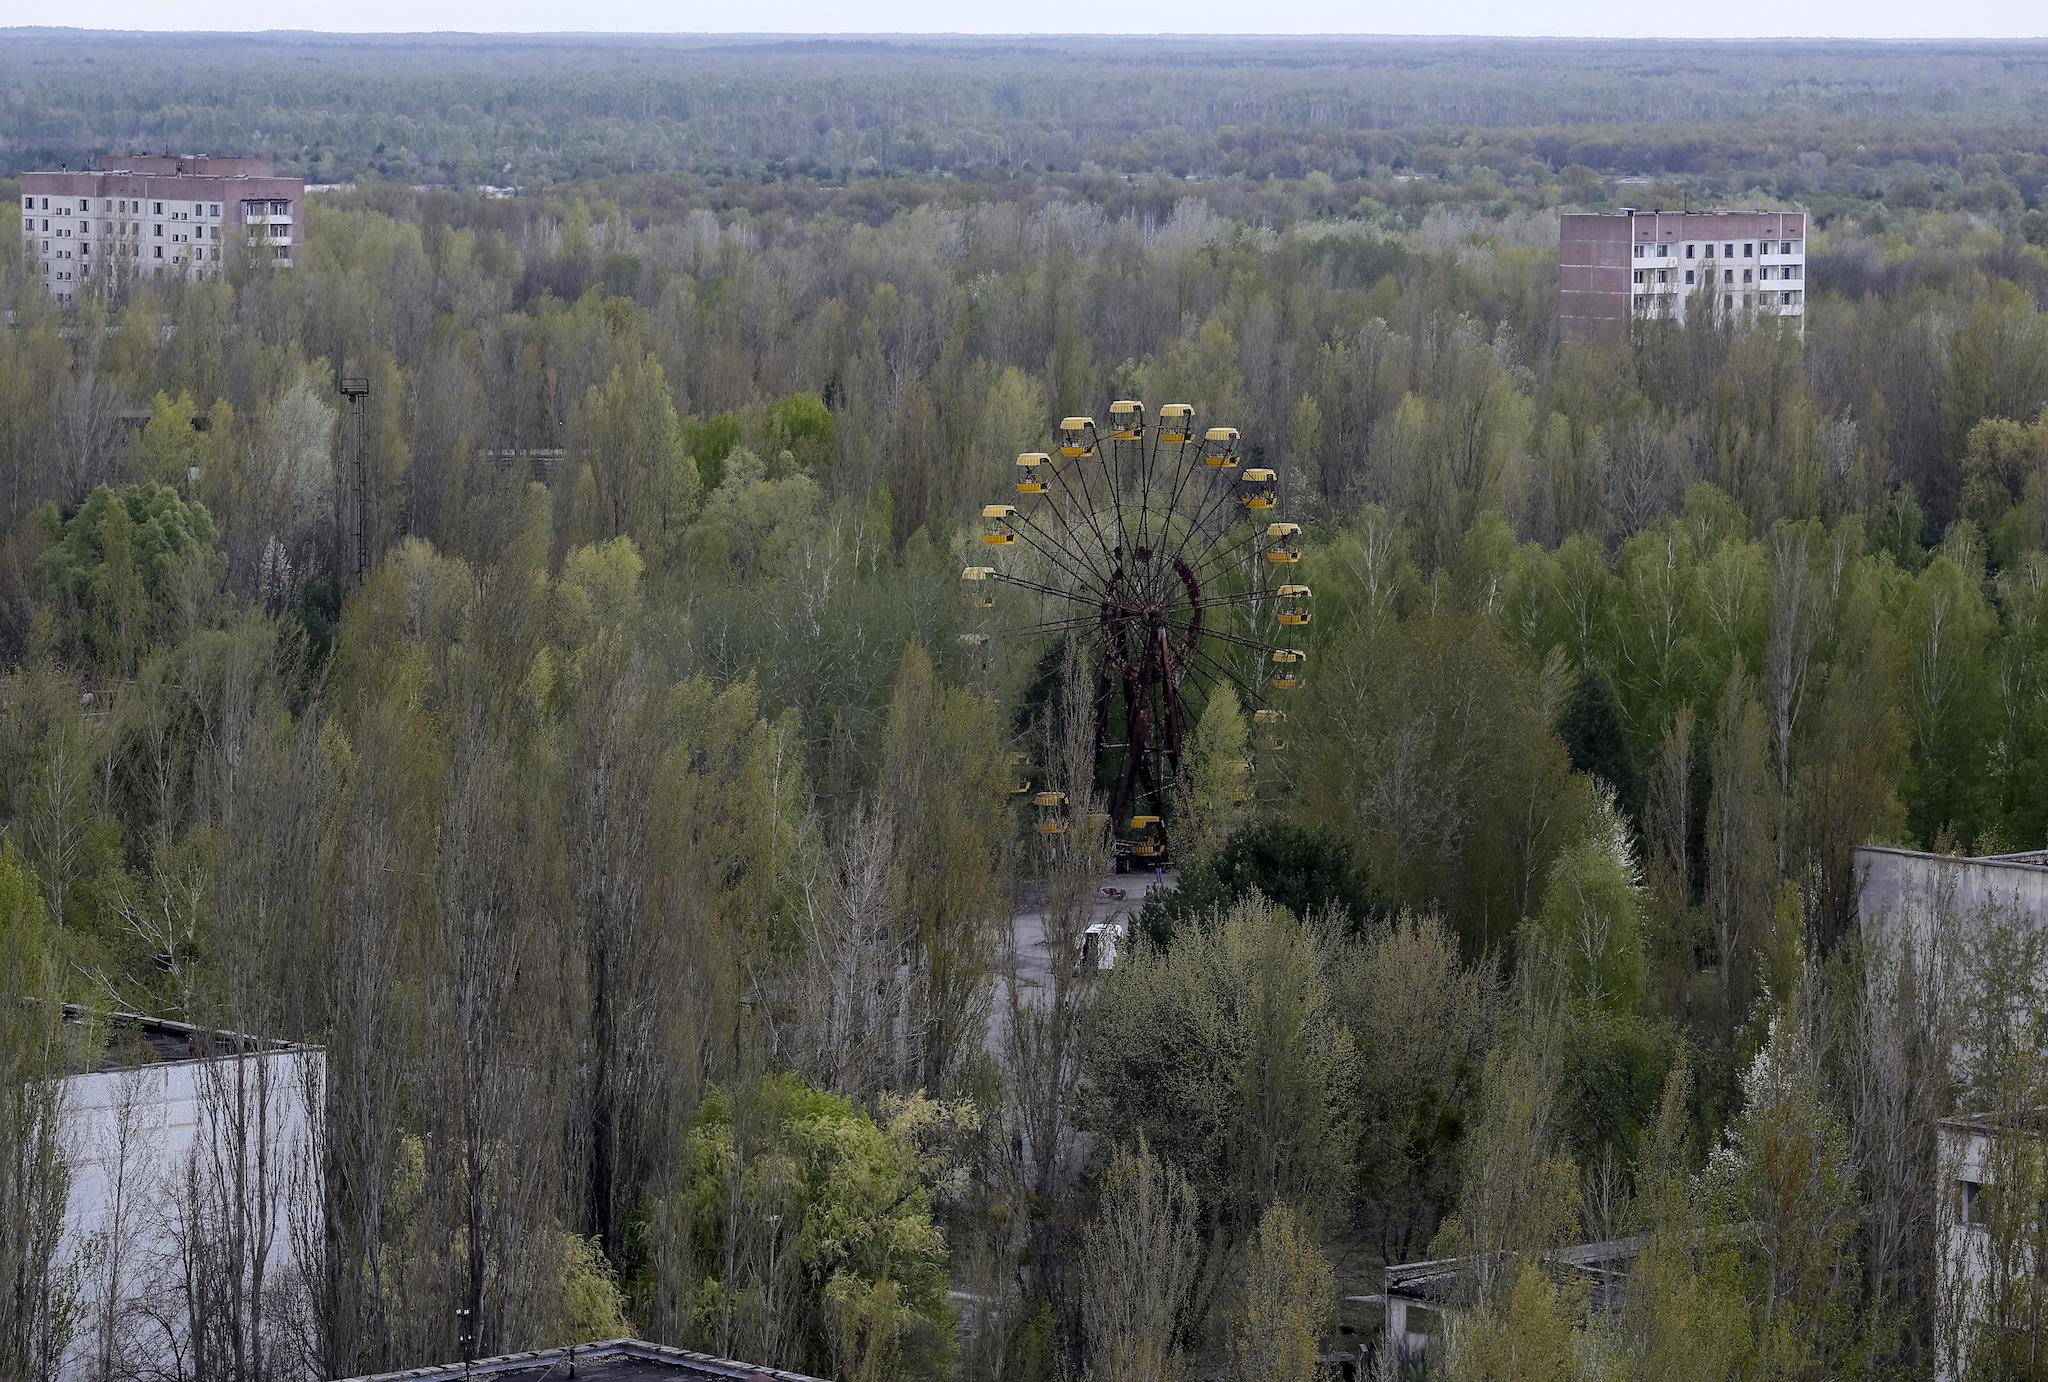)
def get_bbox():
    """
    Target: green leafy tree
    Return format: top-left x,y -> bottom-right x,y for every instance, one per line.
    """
1710,996 -> 1868,1381
762,392 -> 835,475
569,355 -> 701,566
1229,1204 -> 1334,1382
1138,820 -> 1382,947
38,483 -> 222,674
1088,894 -> 1356,1243
0,843 -> 74,1378
1081,1138 -> 1203,1382
682,1076 -> 959,1382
